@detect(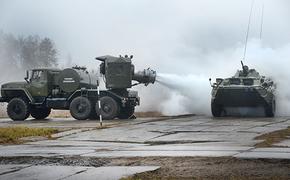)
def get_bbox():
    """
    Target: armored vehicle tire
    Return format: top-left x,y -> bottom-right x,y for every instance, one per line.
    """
7,98 -> 30,121
97,96 -> 119,120
118,106 -> 135,119
211,103 -> 223,117
265,101 -> 275,117
31,107 -> 51,120
70,96 -> 92,120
